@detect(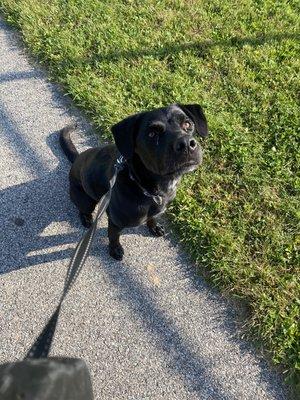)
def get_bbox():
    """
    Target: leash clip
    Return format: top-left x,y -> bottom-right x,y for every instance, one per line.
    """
115,155 -> 125,172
